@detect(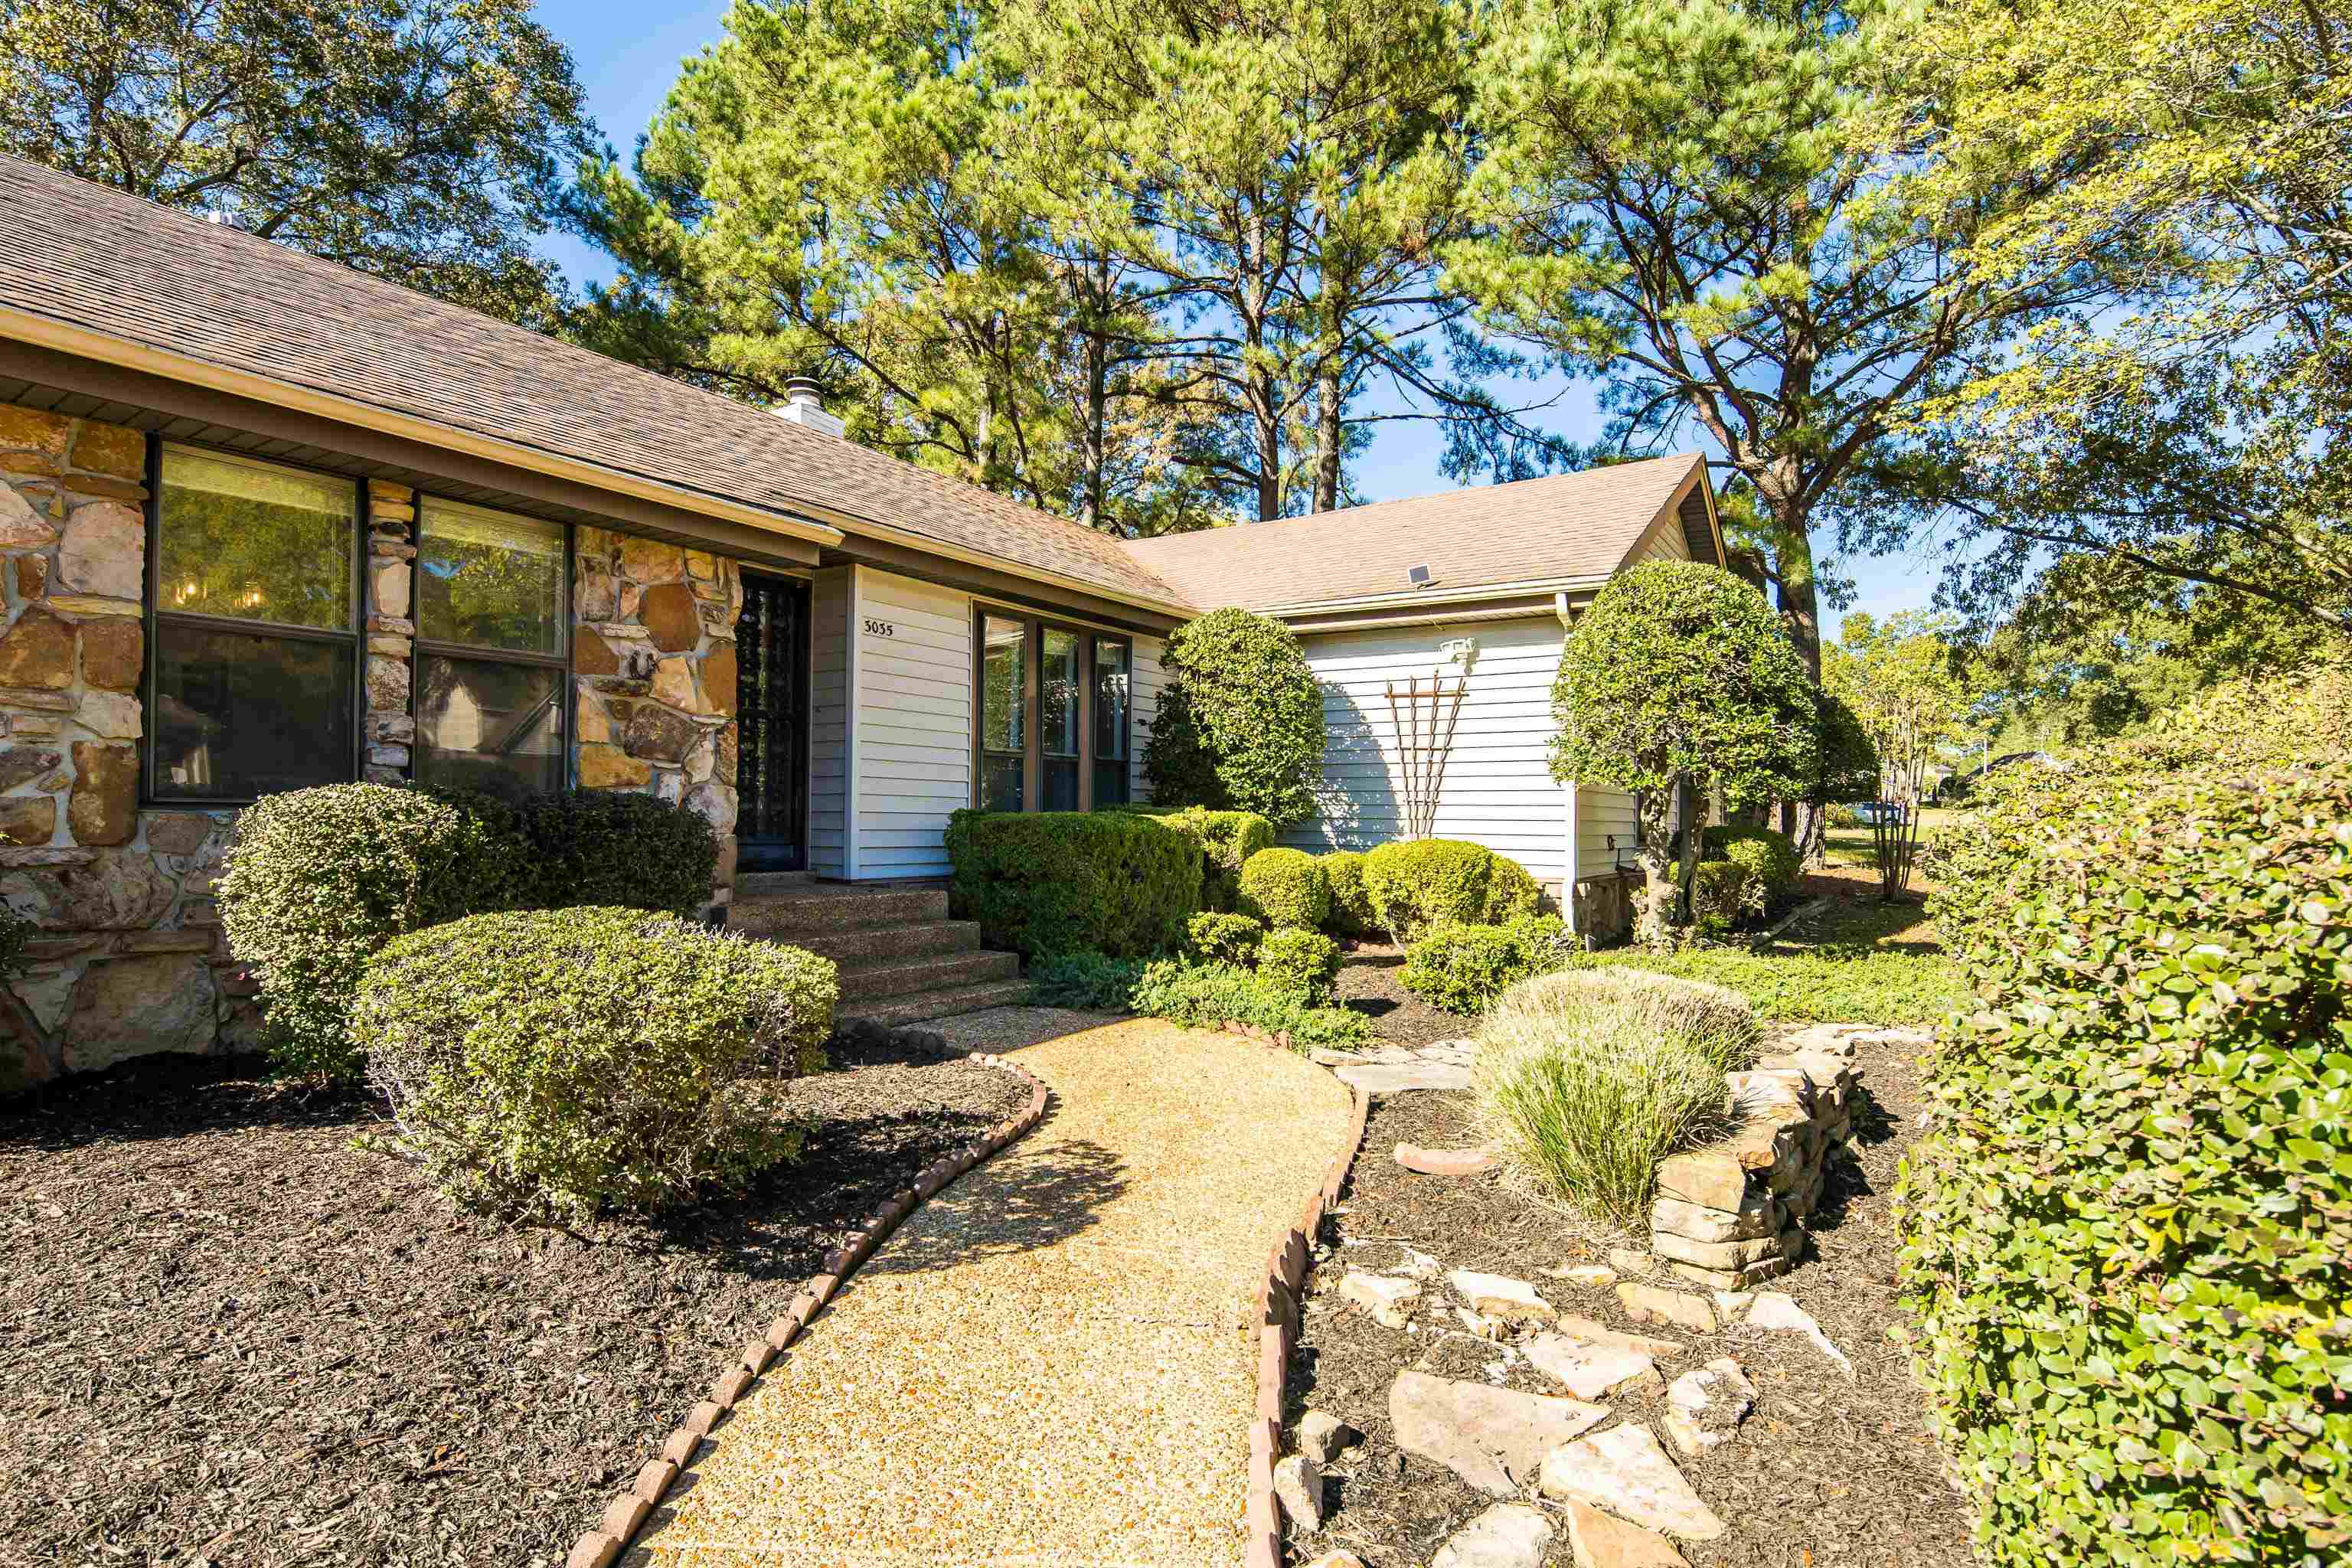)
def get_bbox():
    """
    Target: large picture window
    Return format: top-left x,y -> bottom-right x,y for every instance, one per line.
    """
414,499 -> 568,802
149,446 -> 359,802
972,607 -> 1129,813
